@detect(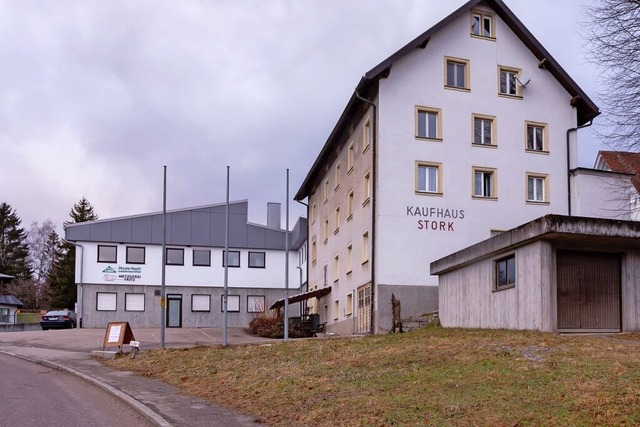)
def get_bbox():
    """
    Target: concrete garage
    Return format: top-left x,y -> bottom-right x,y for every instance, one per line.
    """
431,215 -> 640,333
